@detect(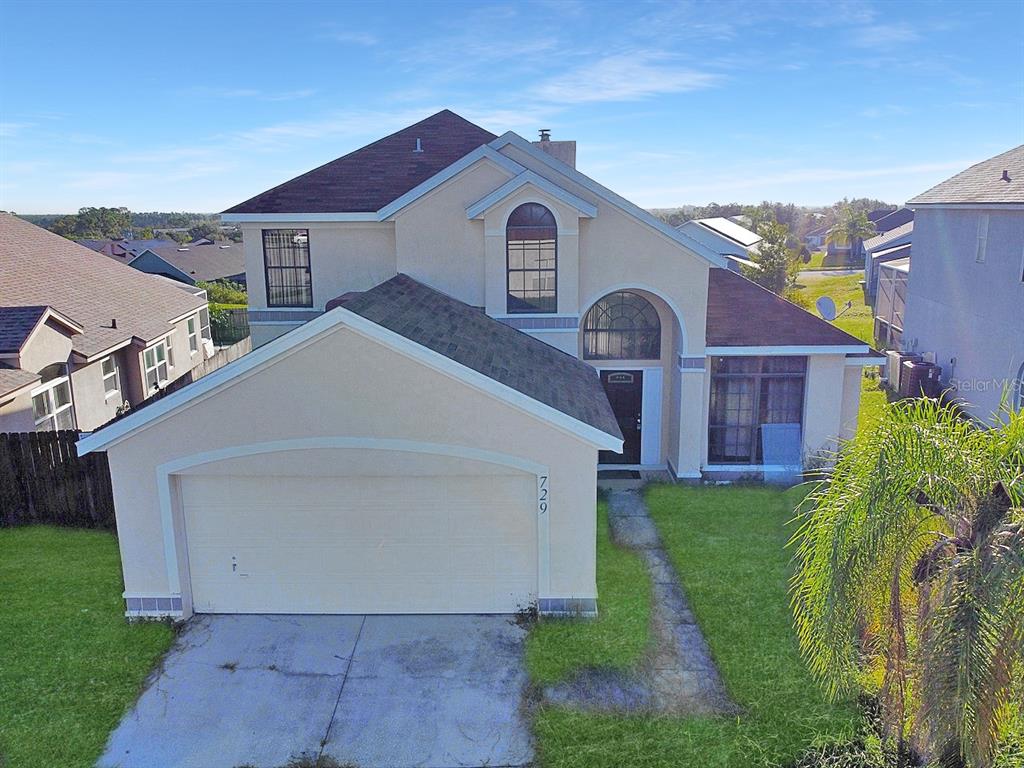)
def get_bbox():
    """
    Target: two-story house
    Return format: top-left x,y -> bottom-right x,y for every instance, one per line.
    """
902,145 -> 1024,420
0,215 -> 213,433
78,111 -> 876,620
